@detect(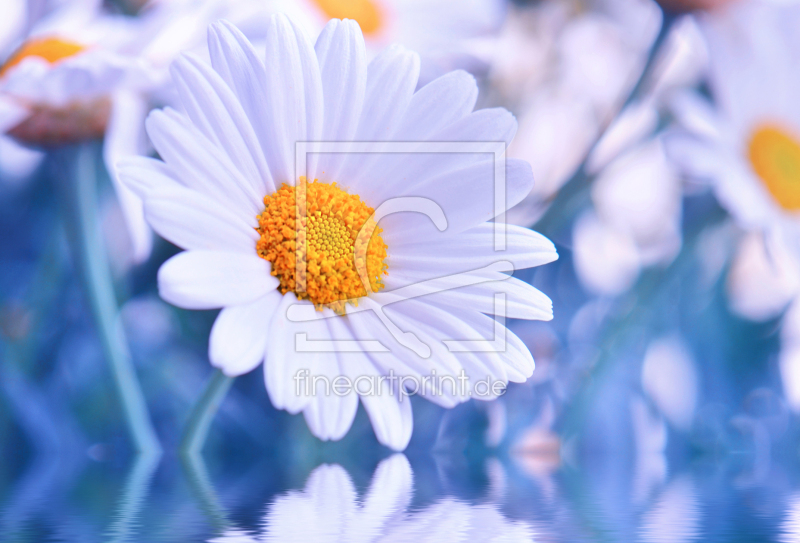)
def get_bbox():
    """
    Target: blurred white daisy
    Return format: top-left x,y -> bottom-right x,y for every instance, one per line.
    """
573,138 -> 683,296
669,1 -> 800,252
276,0 -> 506,83
0,0 -> 166,263
494,0 -> 663,226
666,1 -> 800,413
120,16 -> 557,450
565,15 -> 708,295
210,454 -> 534,542
0,0 -> 274,263
667,1 -> 800,319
